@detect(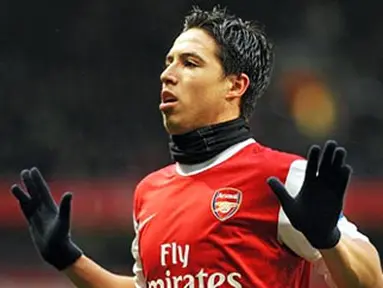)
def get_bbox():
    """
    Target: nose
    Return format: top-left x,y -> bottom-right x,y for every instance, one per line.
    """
160,65 -> 178,86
